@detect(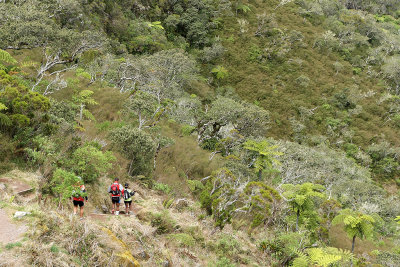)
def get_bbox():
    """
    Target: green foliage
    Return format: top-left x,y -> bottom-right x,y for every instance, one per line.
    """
259,231 -> 311,265
153,182 -> 172,194
243,139 -> 282,179
213,257 -> 236,267
73,89 -> 98,123
70,143 -> 115,183
0,70 -> 50,131
50,245 -> 60,253
236,4 -> 251,14
5,242 -> 22,250
75,68 -> 91,80
282,183 -> 325,214
124,91 -> 163,130
332,209 -> 376,242
167,233 -> 195,247
0,49 -> 17,64
162,197 -> 174,209
148,21 -> 164,30
197,96 -> 269,143
242,181 -> 281,228
211,65 -> 228,80
292,247 -> 353,267
187,179 -> 204,193
282,182 -> 325,231
51,168 -> 86,201
215,234 -> 241,257
123,19 -> 171,54
110,125 -> 155,175
181,124 -> 195,136
151,211 -> 177,235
